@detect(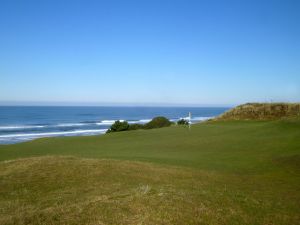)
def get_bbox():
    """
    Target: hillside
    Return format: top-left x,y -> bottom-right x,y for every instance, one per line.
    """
0,120 -> 300,224
214,103 -> 300,120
